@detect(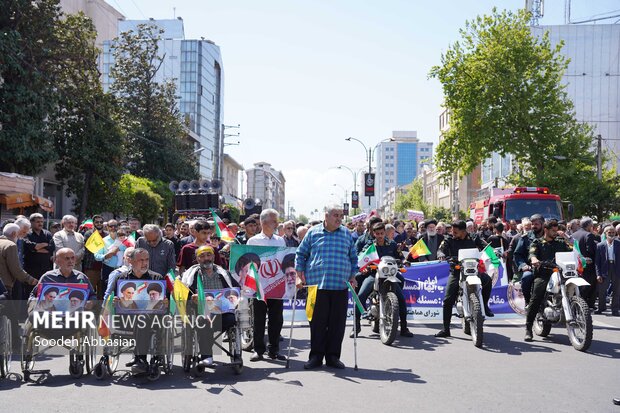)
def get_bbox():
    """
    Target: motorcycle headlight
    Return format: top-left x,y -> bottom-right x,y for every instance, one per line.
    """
464,260 -> 477,269
382,267 -> 390,275
390,268 -> 397,276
